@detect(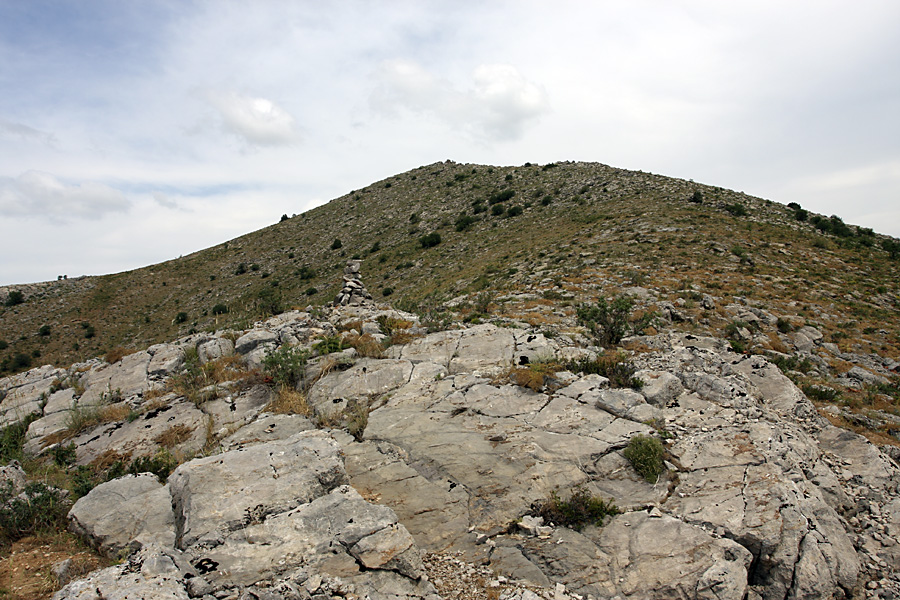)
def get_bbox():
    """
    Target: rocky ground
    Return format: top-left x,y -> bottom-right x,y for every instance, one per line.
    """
1,279 -> 899,599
